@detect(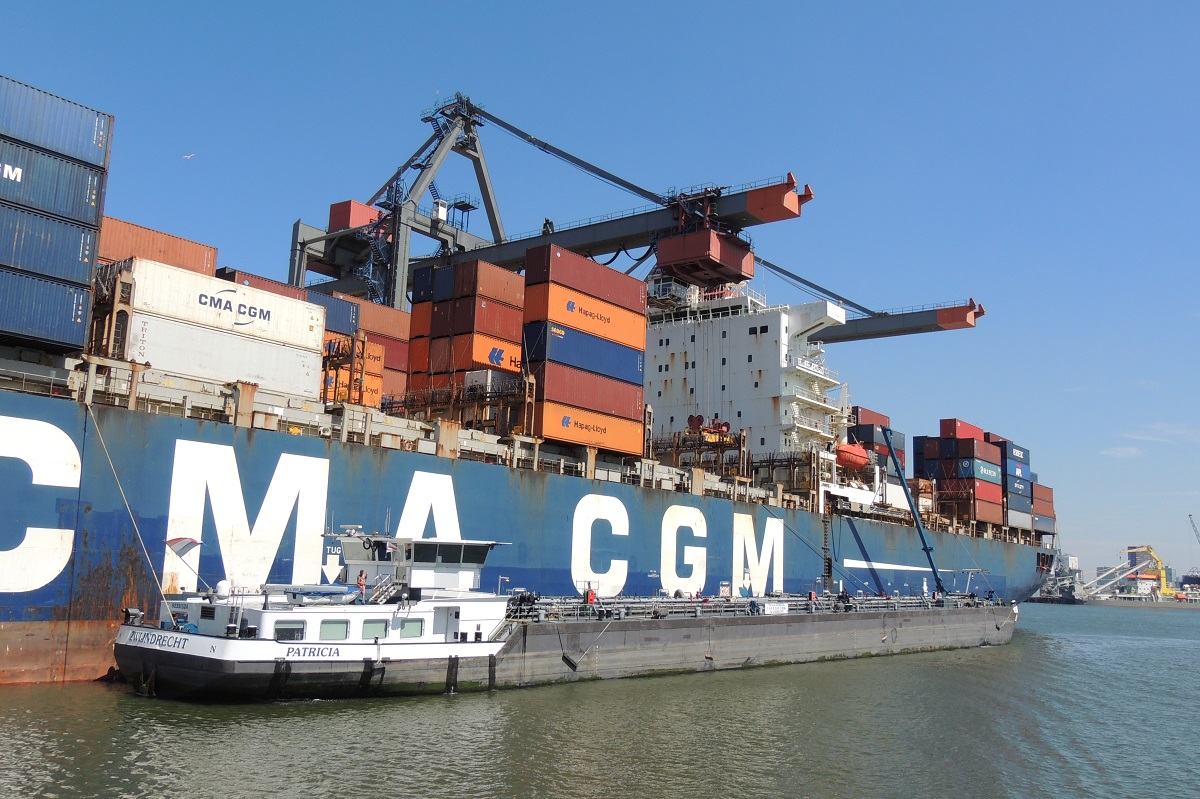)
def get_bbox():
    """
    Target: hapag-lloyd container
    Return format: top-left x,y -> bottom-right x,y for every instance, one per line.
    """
0,75 -> 113,169
0,138 -> 105,227
0,202 -> 96,285
0,266 -> 91,350
532,400 -> 645,455
125,313 -> 321,399
523,321 -> 644,386
523,282 -> 647,350
523,244 -> 647,314
126,258 -> 325,351
448,333 -> 522,374
365,332 -> 410,372
530,361 -> 645,421
105,218 -> 218,276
